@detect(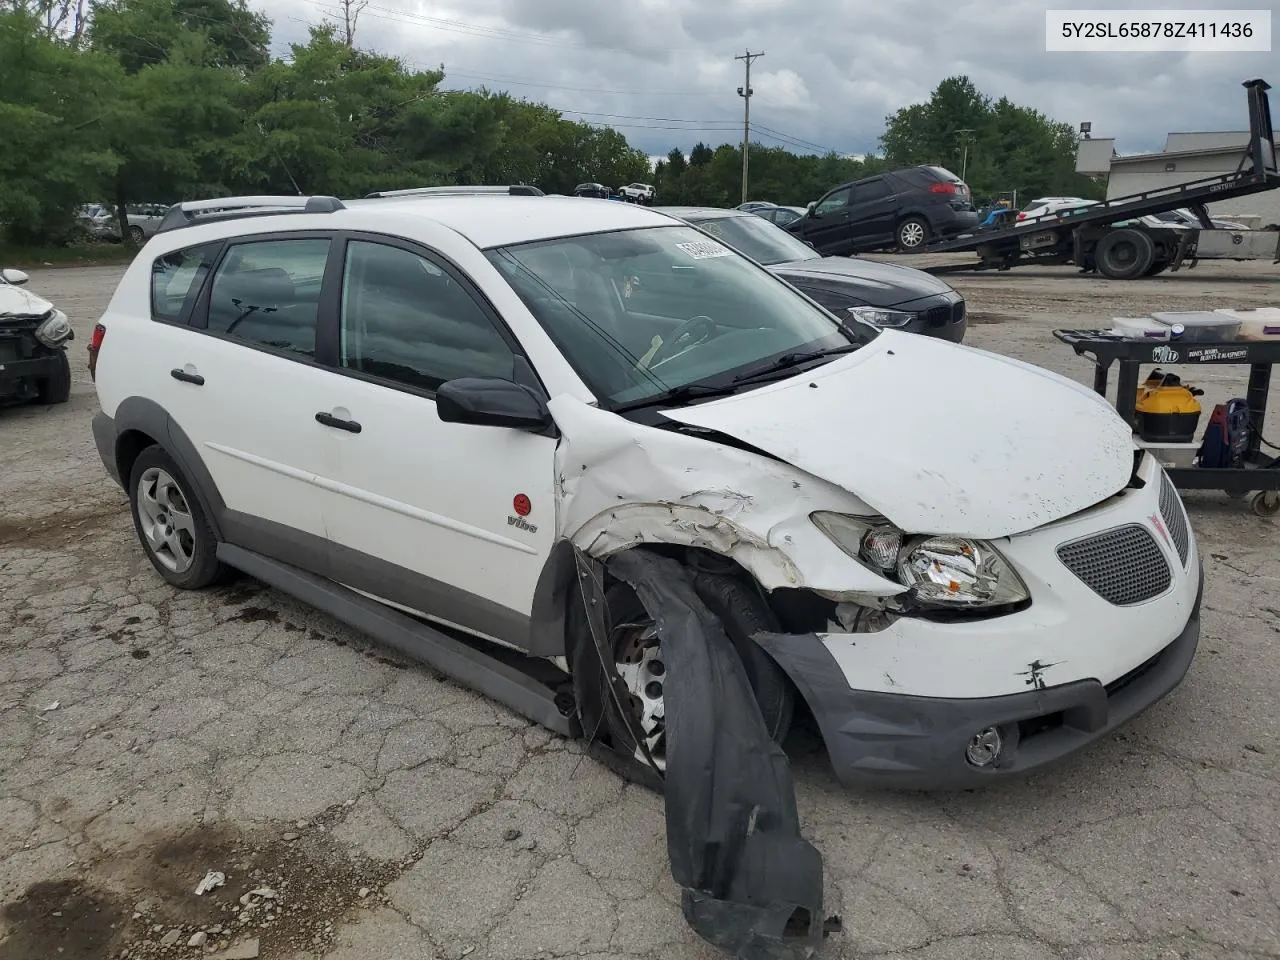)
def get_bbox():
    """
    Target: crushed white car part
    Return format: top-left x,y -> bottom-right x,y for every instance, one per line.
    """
661,329 -> 1134,539
549,395 -> 905,602
588,548 -> 837,958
